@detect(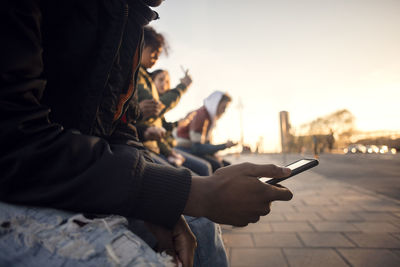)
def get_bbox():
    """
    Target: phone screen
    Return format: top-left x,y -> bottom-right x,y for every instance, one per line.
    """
286,159 -> 313,170
262,158 -> 319,185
